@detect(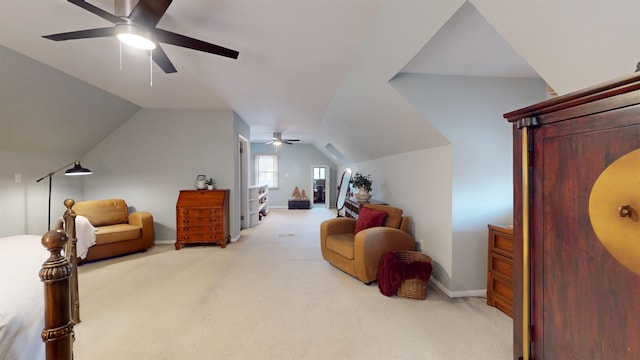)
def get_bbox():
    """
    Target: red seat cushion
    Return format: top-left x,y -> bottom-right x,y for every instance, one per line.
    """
354,206 -> 387,234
